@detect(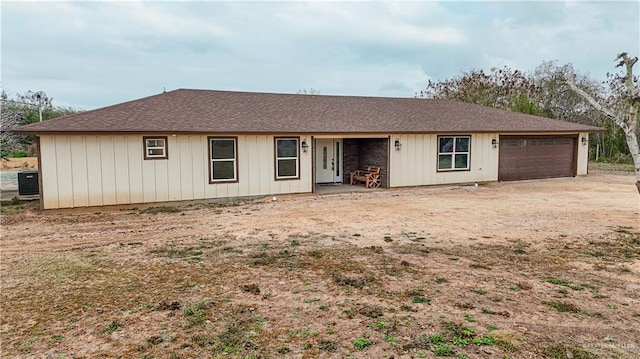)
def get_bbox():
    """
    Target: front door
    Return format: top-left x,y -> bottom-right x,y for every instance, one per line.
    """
315,139 -> 342,183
